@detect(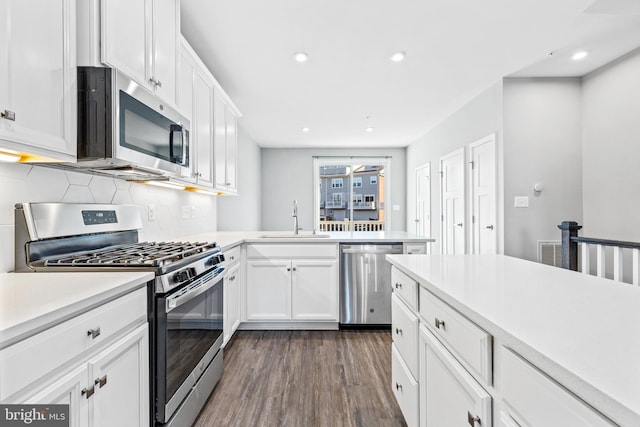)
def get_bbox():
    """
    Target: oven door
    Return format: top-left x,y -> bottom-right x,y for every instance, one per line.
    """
155,267 -> 224,423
